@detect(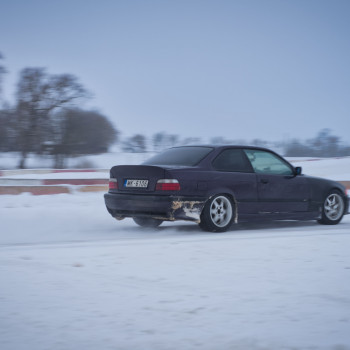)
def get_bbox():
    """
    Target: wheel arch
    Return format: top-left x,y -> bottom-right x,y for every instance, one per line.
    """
326,186 -> 348,214
322,186 -> 348,207
308,177 -> 346,201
